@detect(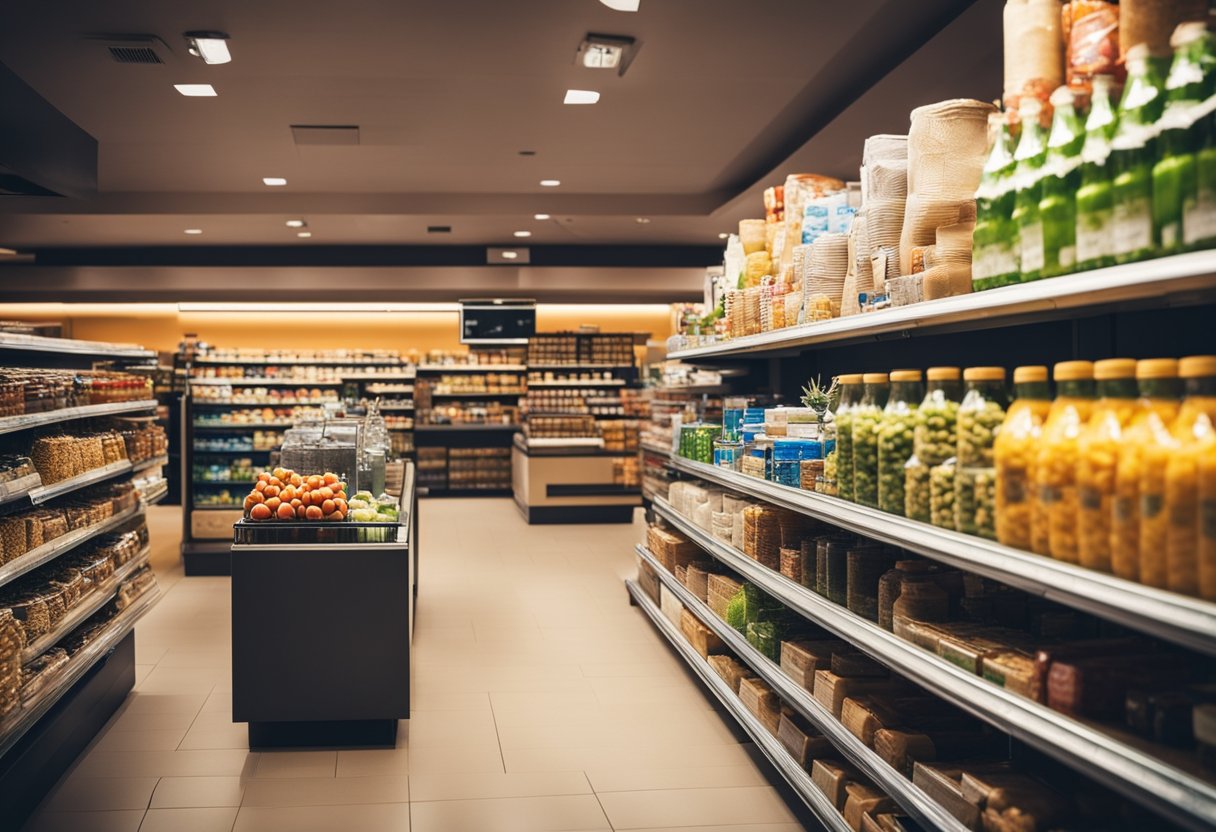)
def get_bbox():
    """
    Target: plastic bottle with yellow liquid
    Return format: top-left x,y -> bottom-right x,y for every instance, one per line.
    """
1077,359 -> 1138,572
1111,359 -> 1181,583
1164,356 -> 1216,597
1033,361 -> 1095,560
995,366 -> 1052,550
